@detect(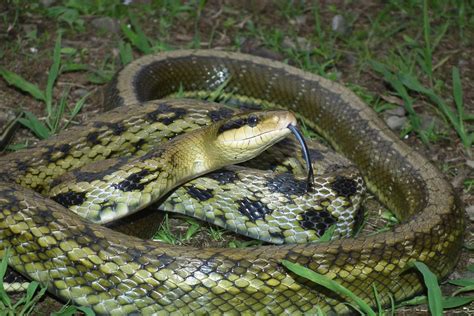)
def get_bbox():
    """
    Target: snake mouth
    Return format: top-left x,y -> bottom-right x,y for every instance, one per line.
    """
236,126 -> 291,142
